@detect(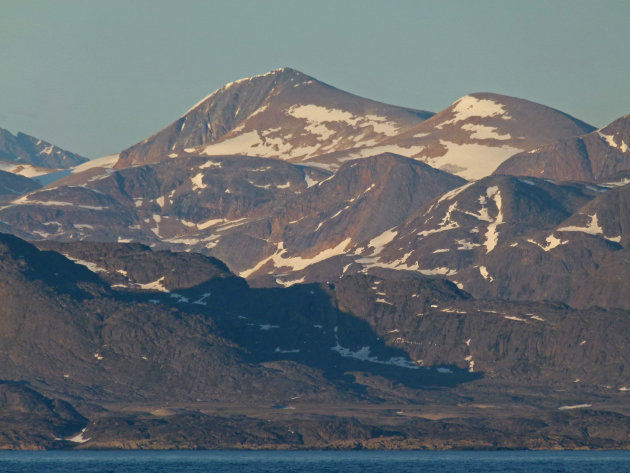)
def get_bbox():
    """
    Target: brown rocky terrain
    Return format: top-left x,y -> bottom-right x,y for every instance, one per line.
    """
0,234 -> 627,449
0,128 -> 87,181
116,68 -> 433,169
0,170 -> 41,202
304,92 -> 594,179
0,382 -> 87,450
494,115 -> 630,182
